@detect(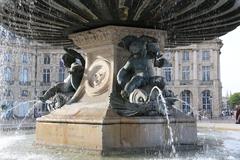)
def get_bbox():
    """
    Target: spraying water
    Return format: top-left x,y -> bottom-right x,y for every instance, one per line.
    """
15,101 -> 41,133
0,100 -> 42,132
148,86 -> 176,156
